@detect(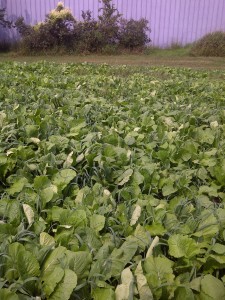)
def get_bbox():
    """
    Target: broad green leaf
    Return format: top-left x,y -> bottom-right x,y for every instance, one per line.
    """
8,177 -> 28,195
17,250 -> 40,279
208,254 -> 225,264
199,275 -> 225,299
41,246 -> 66,275
212,160 -> 225,185
40,232 -> 55,246
115,268 -> 134,300
34,175 -> 51,190
195,128 -> 214,145
92,288 -> 115,300
66,250 -> 92,279
194,212 -> 219,238
41,247 -> 68,296
145,223 -> 166,236
48,269 -> 77,300
117,169 -> 133,186
162,183 -> 178,196
217,208 -> 225,226
50,207 -> 65,222
61,209 -> 87,227
89,241 -> 114,279
52,169 -> 76,191
144,256 -> 174,299
174,287 -> 194,300
124,134 -> 136,145
43,266 -> 64,297
90,214 -> 105,232
85,227 -> 102,250
0,199 -> 20,225
110,240 -> 138,277
5,242 -> 24,280
211,243 -> 225,254
199,185 -> 218,197
25,125 -> 39,137
168,234 -> 200,258
0,289 -> 19,300
131,224 -> 150,250
40,185 -> 57,203
133,170 -> 144,185
189,277 -> 201,292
